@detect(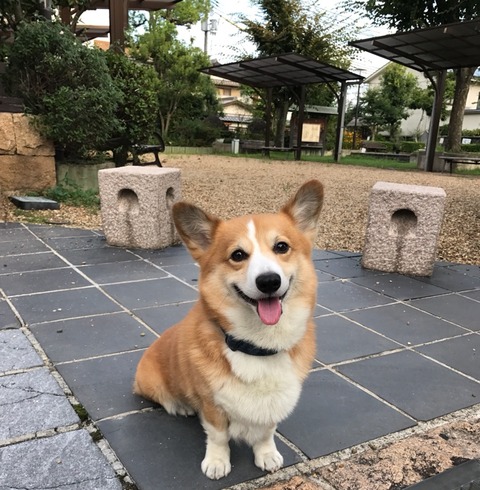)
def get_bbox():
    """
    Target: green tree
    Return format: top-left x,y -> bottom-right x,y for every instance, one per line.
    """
0,0 -> 46,33
3,20 -> 122,159
344,0 -> 480,152
380,64 -> 419,140
104,50 -> 161,165
358,87 -> 387,140
408,72 -> 455,139
239,0 -> 355,146
359,64 -> 419,141
129,12 -> 216,140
